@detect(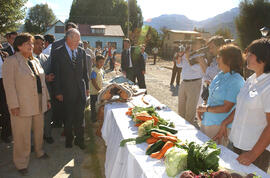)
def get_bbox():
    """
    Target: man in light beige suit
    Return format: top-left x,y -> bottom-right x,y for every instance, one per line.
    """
2,33 -> 50,176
